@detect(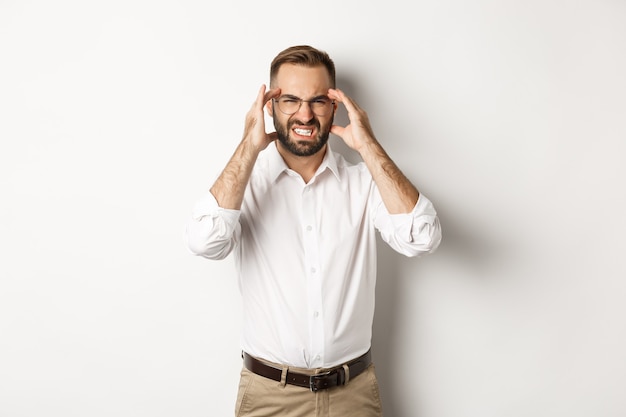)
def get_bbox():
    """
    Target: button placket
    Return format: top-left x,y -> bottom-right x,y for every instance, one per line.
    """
301,184 -> 324,367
